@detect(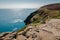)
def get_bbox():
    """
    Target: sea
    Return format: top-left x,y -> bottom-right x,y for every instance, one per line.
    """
0,8 -> 37,32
